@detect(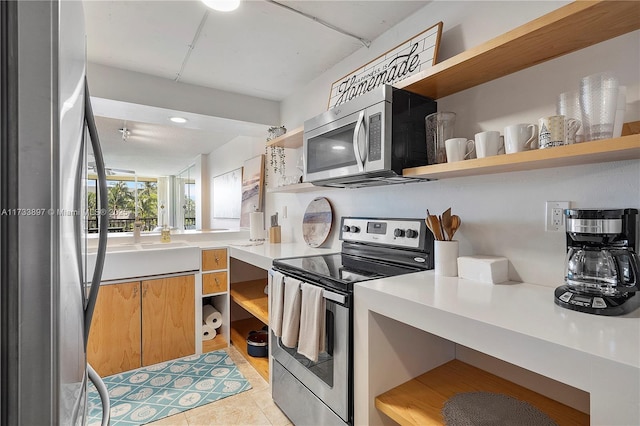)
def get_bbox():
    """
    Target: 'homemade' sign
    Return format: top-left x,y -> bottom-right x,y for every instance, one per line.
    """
327,22 -> 442,110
